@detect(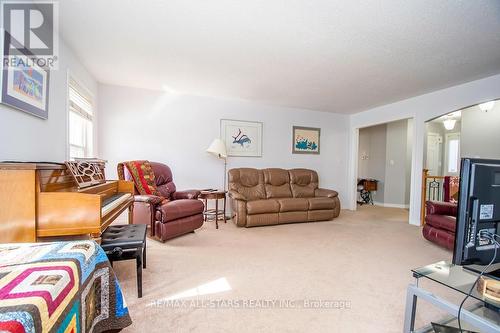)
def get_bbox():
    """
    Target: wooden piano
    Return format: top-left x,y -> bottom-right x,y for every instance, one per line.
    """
0,162 -> 134,243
